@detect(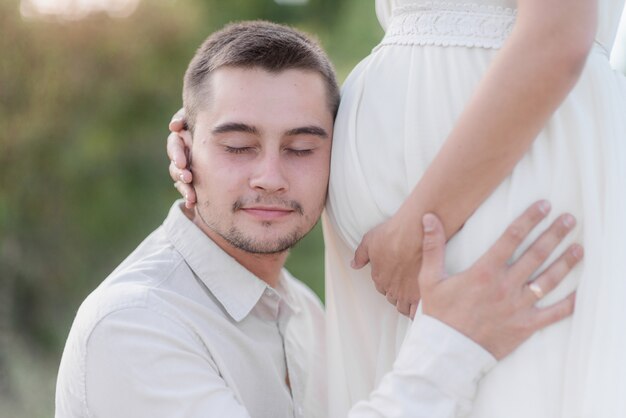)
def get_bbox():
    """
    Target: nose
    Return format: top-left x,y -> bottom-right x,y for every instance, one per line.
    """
249,151 -> 289,194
